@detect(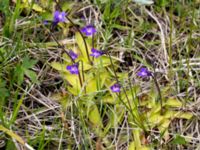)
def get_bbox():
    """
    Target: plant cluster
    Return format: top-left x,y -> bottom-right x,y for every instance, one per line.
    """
0,0 -> 198,149
49,8 -> 192,150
